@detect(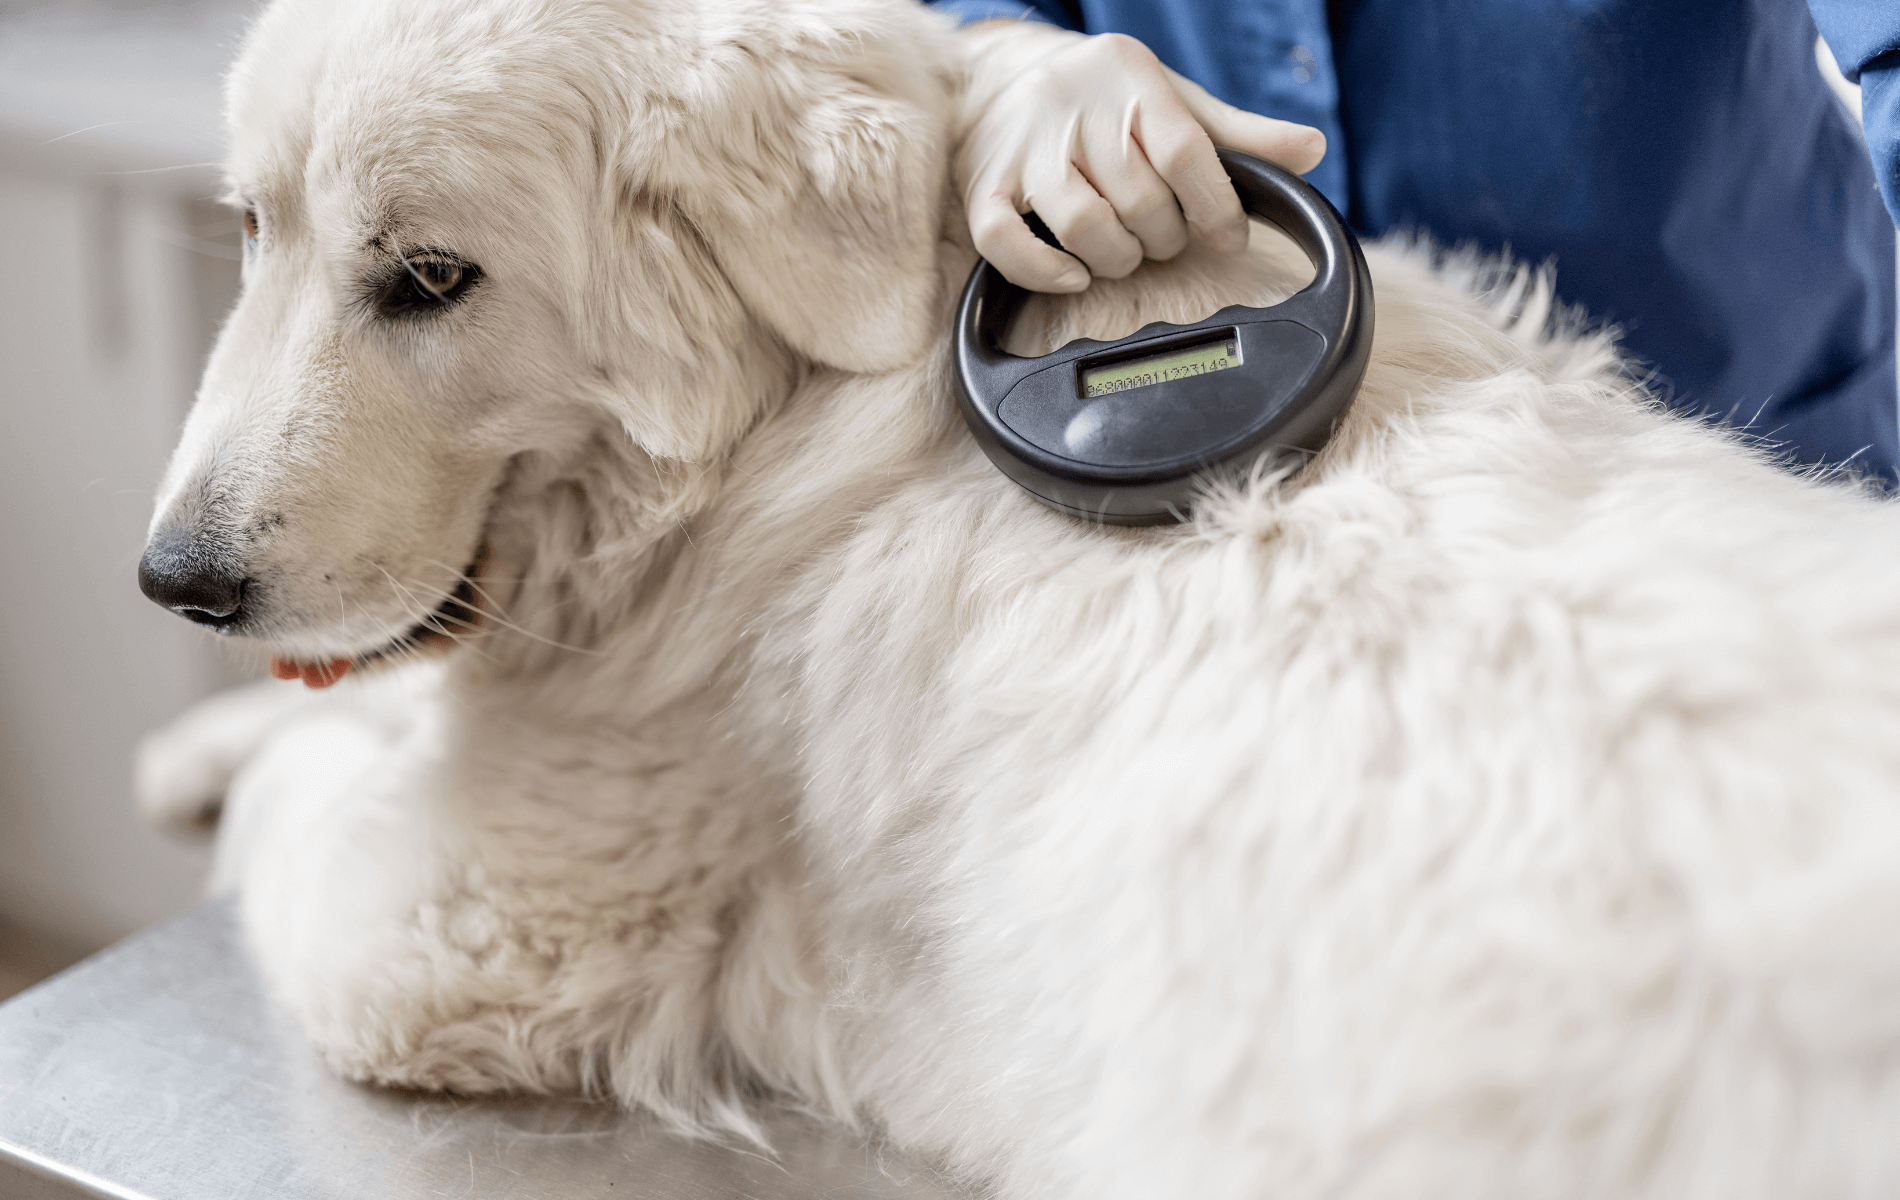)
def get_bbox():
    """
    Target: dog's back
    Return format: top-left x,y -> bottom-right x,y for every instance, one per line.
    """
722,229 -> 1900,1198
